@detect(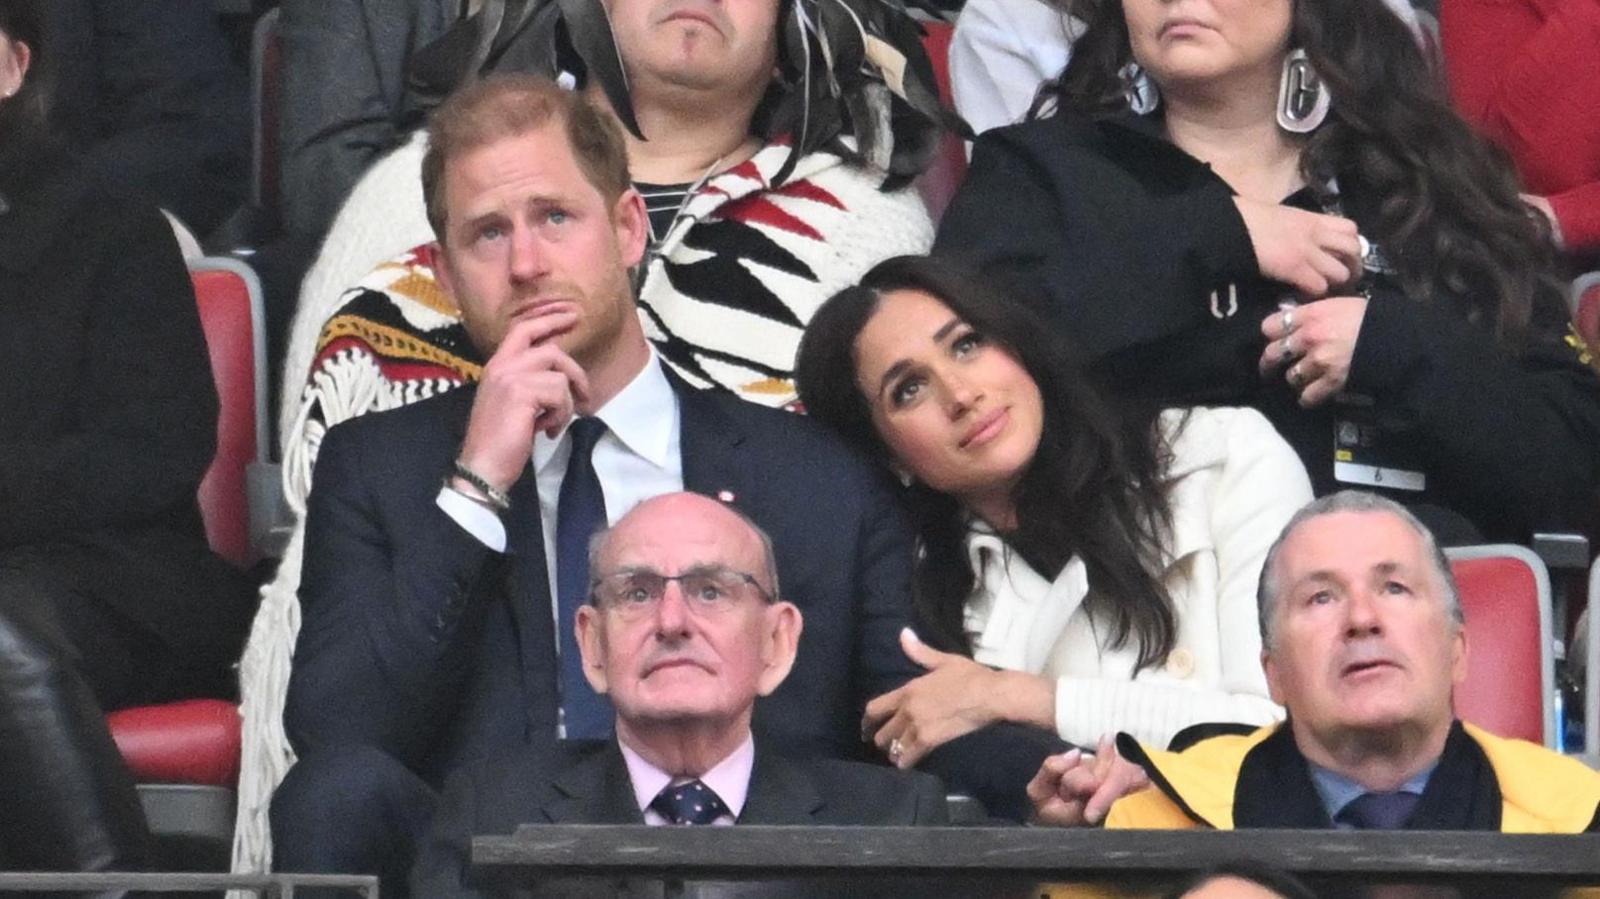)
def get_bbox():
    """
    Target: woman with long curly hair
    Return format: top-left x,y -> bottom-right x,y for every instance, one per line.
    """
795,255 -> 1308,775
934,0 -> 1600,544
